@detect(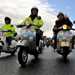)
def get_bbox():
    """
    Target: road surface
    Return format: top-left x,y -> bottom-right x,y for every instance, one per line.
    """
0,46 -> 75,75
